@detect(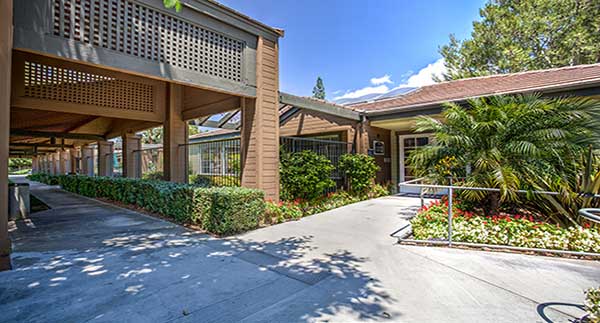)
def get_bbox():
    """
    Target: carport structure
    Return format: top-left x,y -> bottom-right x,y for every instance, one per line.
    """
0,0 -> 284,269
